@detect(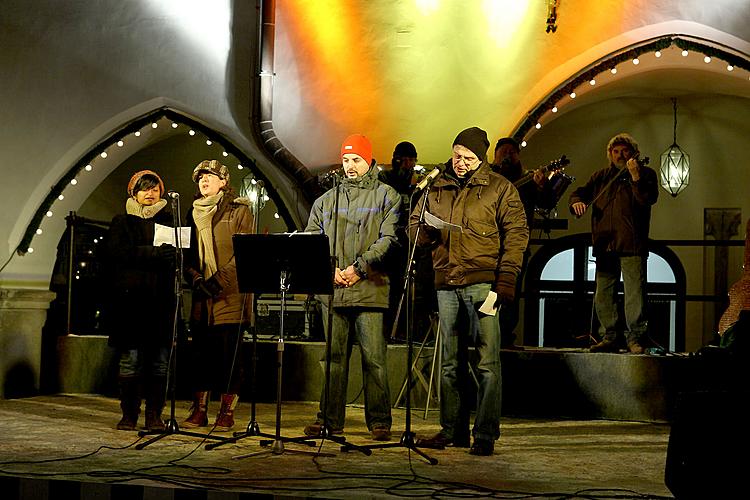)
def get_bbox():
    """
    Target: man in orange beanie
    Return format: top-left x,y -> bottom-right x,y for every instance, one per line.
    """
303,134 -> 402,441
